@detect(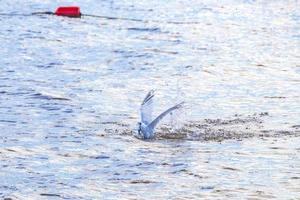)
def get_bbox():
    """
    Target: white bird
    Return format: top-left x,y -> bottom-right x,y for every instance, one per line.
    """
137,90 -> 184,139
